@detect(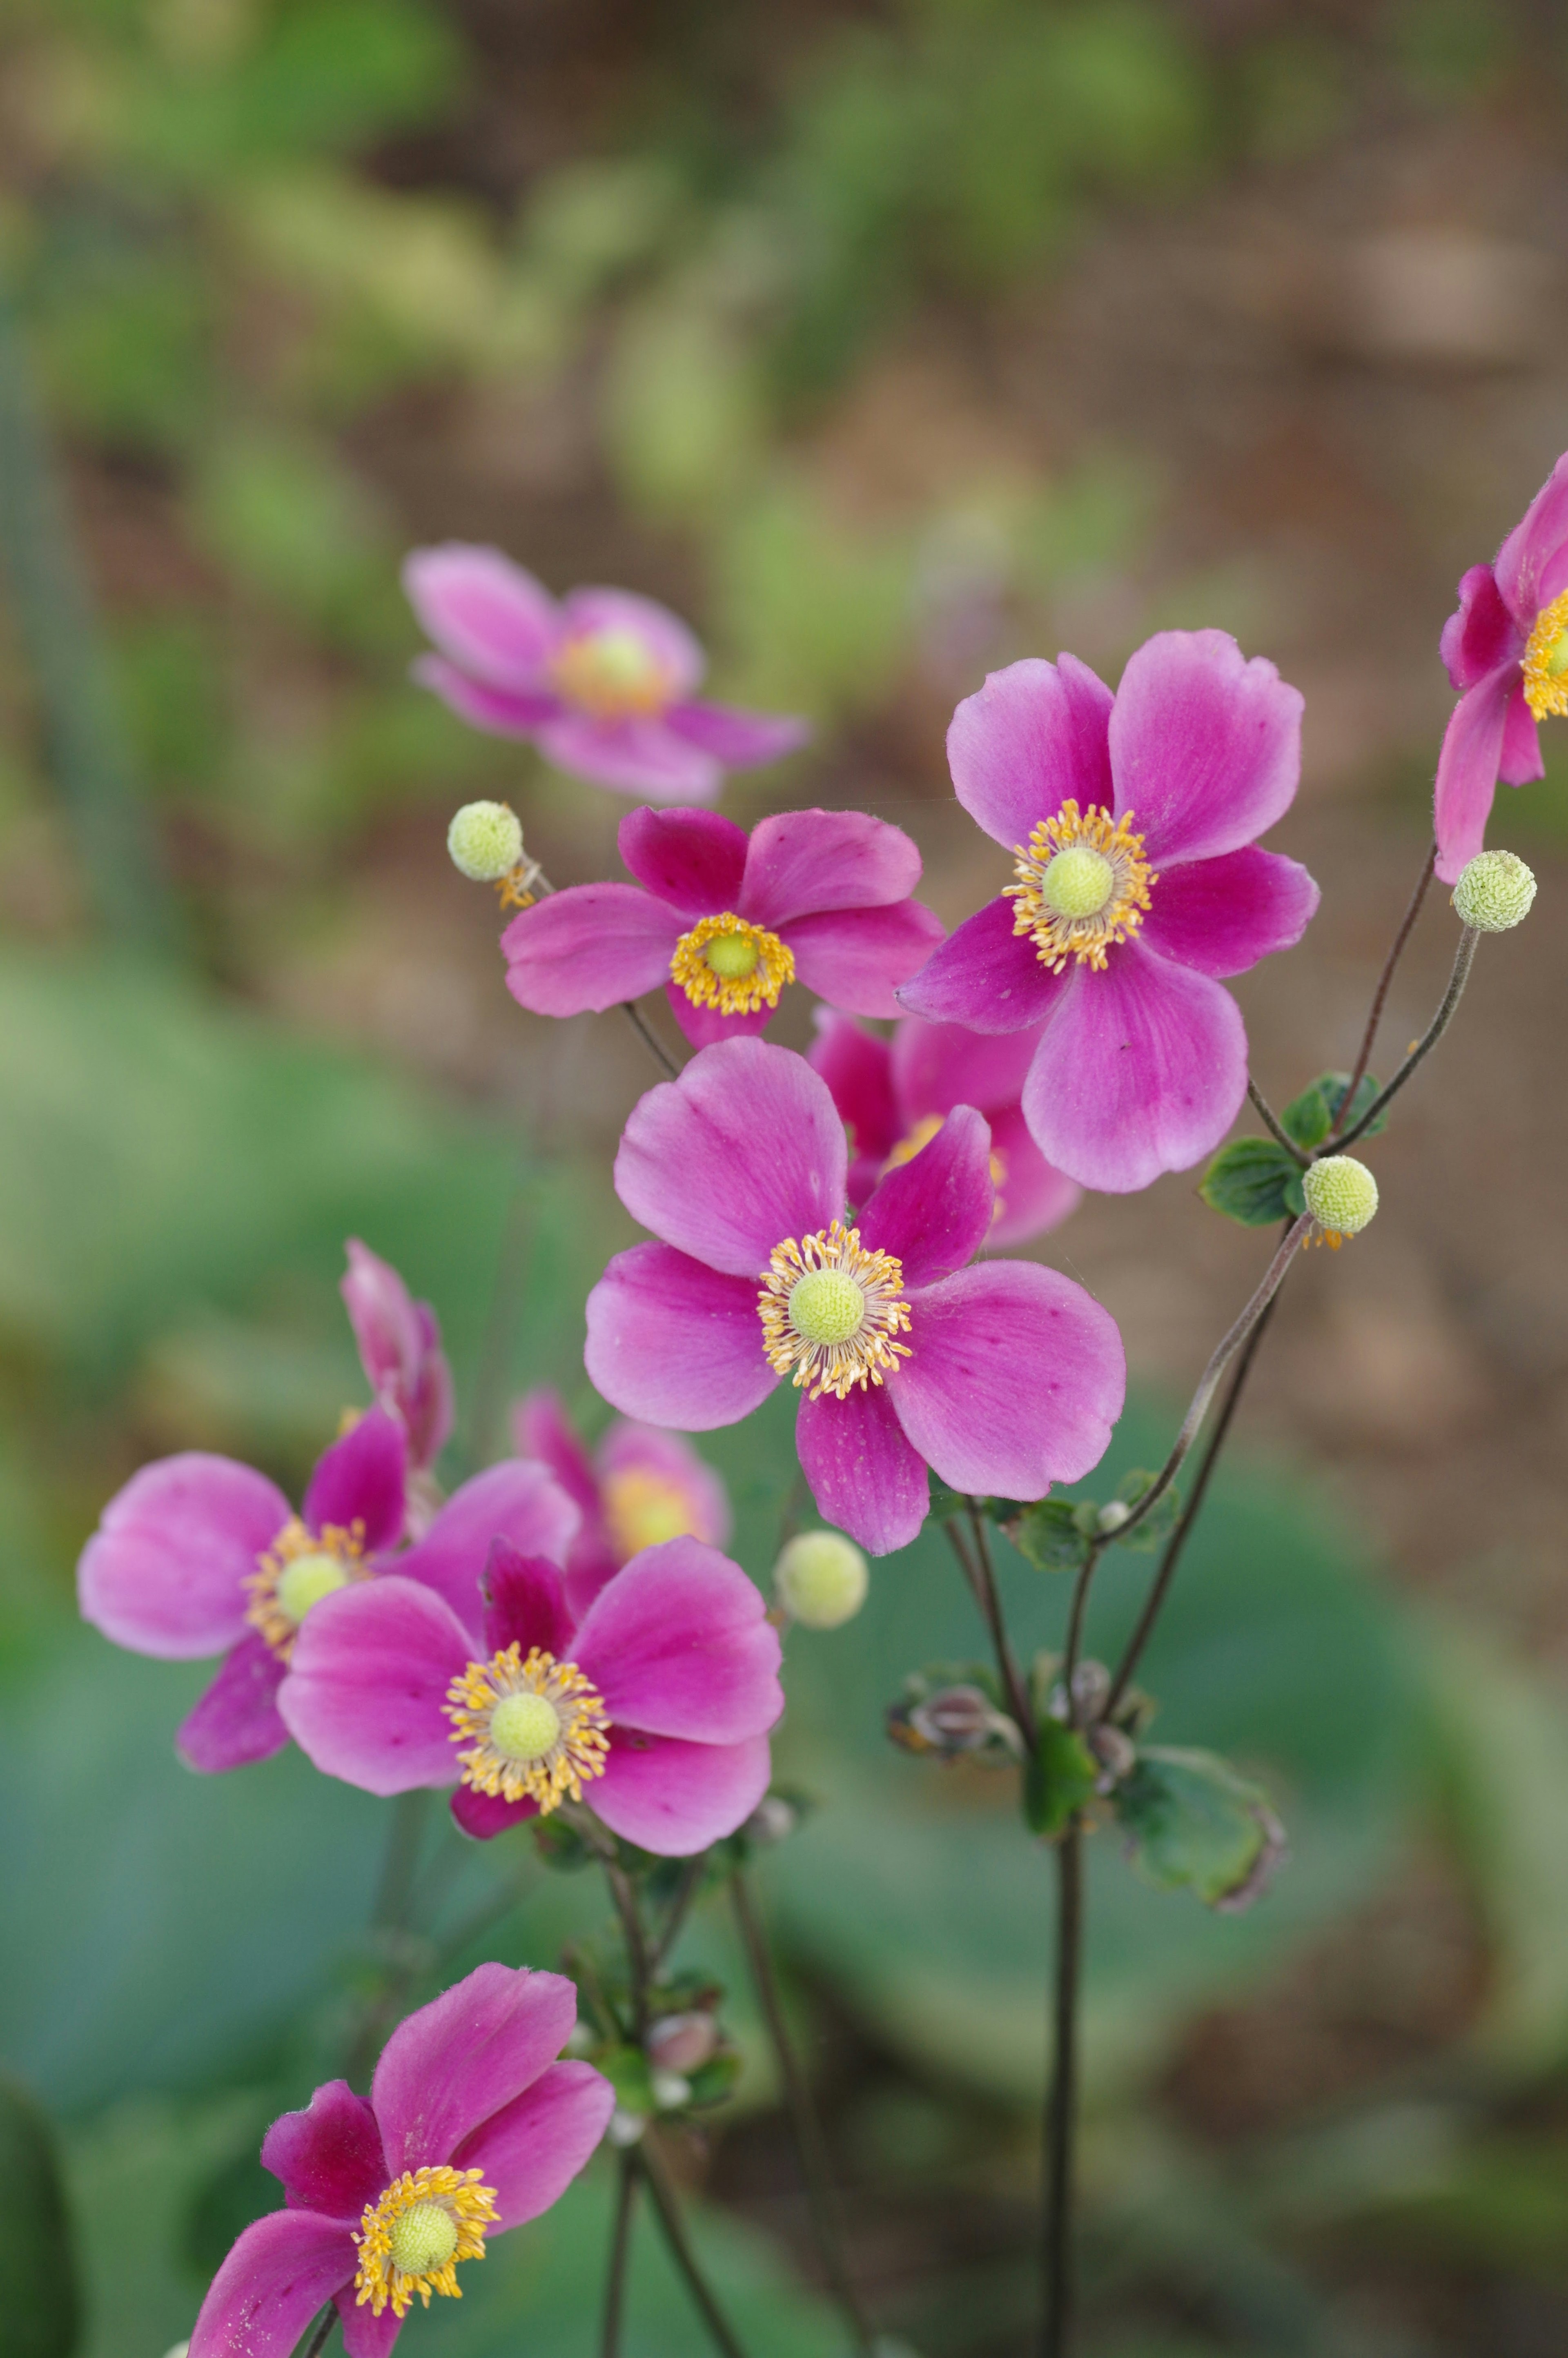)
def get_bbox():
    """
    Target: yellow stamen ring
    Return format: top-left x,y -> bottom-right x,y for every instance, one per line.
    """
1006,799 -> 1156,973
444,1643 -> 610,1813
1521,587 -> 1568,721
550,628 -> 670,720
758,1221 -> 912,1403
670,914 -> 795,1017
354,2165 -> 498,2318
245,1519 -> 366,1661
602,1467 -> 703,1559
